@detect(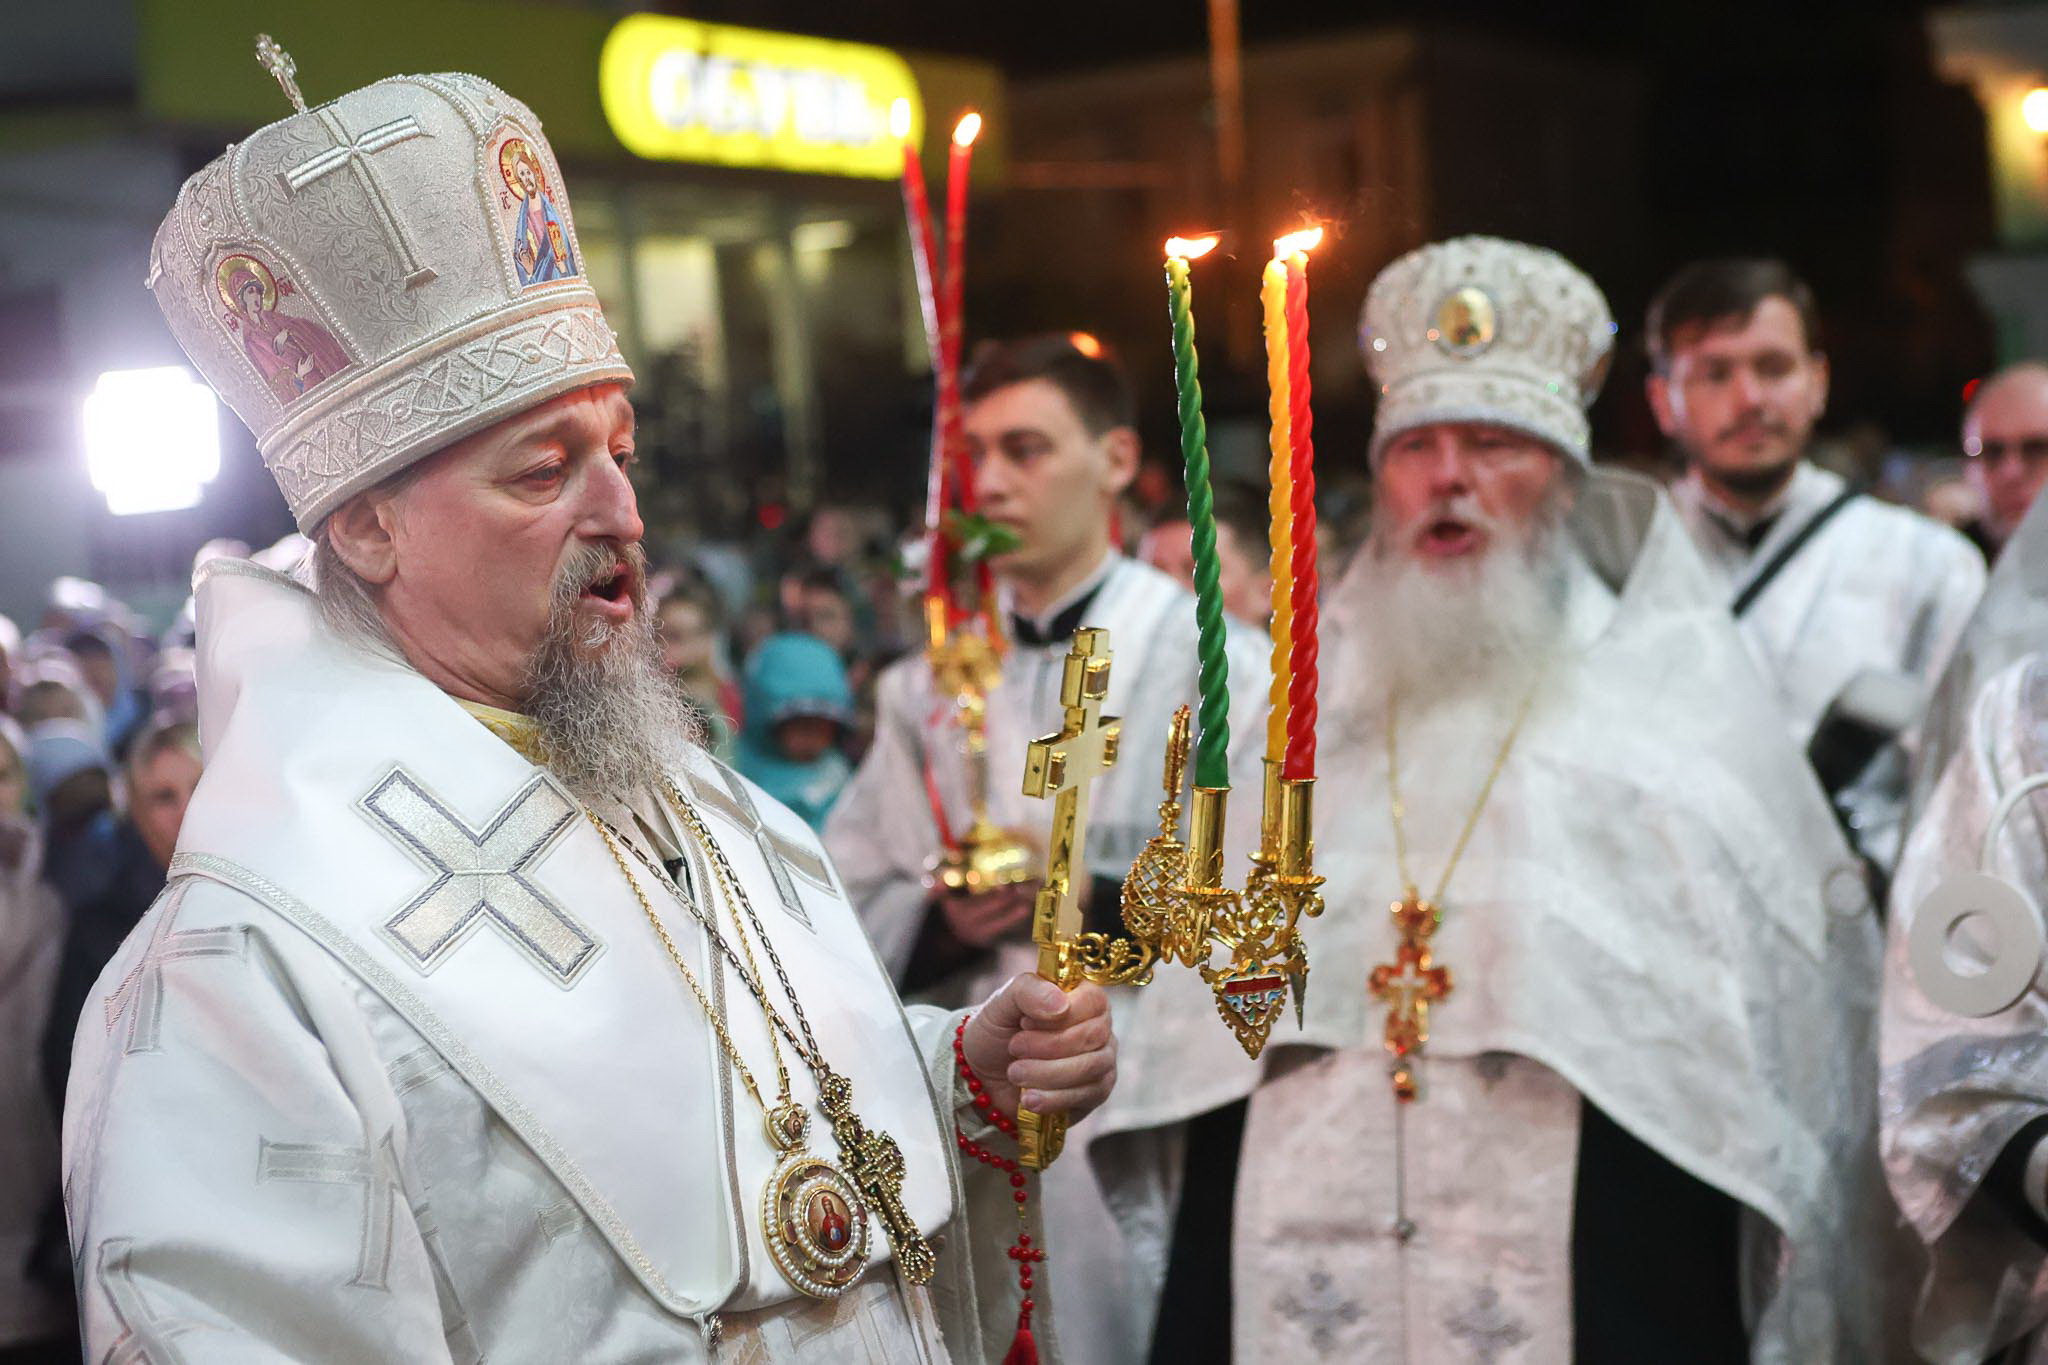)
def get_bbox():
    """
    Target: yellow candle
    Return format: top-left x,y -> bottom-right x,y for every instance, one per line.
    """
1261,257 -> 1294,764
